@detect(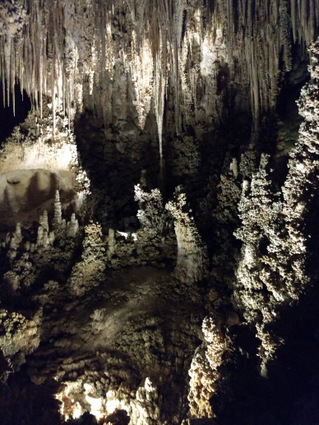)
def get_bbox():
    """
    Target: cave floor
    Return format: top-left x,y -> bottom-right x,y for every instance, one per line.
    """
24,265 -> 206,422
